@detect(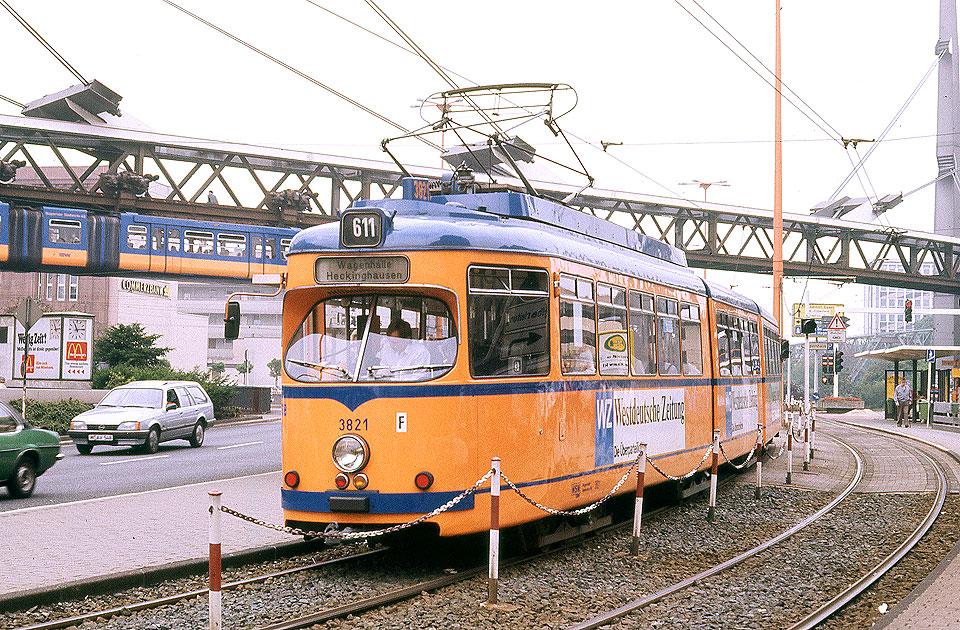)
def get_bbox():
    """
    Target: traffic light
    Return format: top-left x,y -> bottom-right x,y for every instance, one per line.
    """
780,340 -> 790,360
905,299 -> 913,323
835,351 -> 844,373
801,318 -> 817,335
